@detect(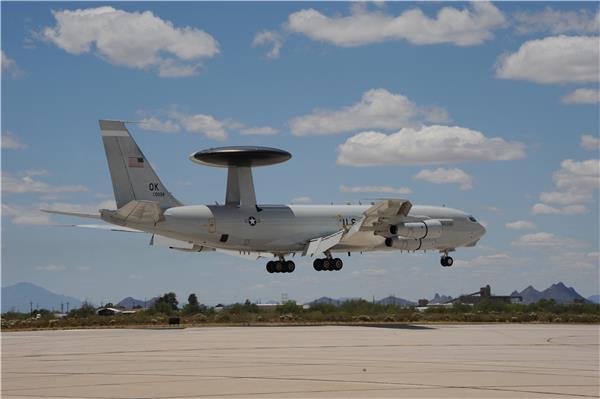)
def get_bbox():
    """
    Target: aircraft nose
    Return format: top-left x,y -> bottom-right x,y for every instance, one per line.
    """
478,222 -> 486,237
